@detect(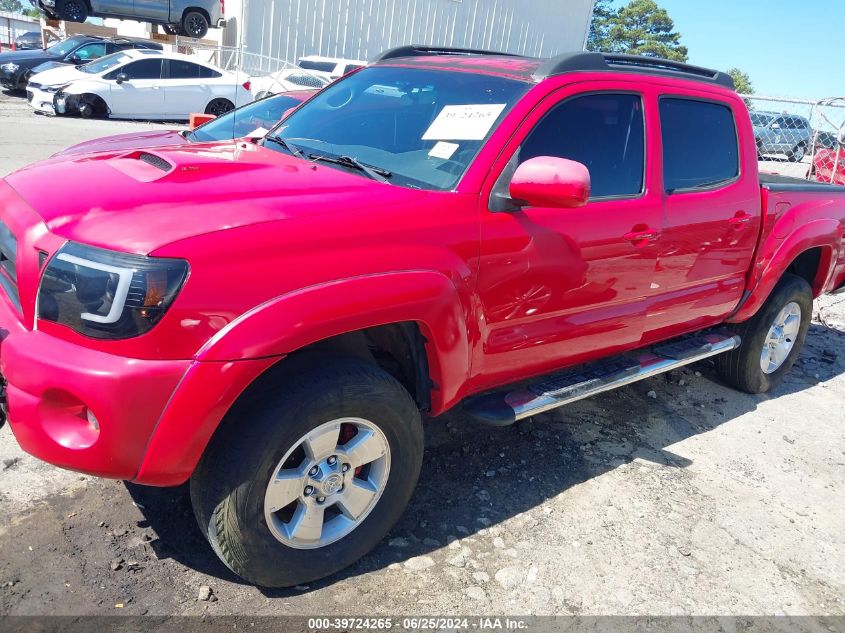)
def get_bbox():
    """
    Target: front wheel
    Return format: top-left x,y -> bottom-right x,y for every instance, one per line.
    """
716,273 -> 812,393
789,143 -> 807,163
190,357 -> 424,587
